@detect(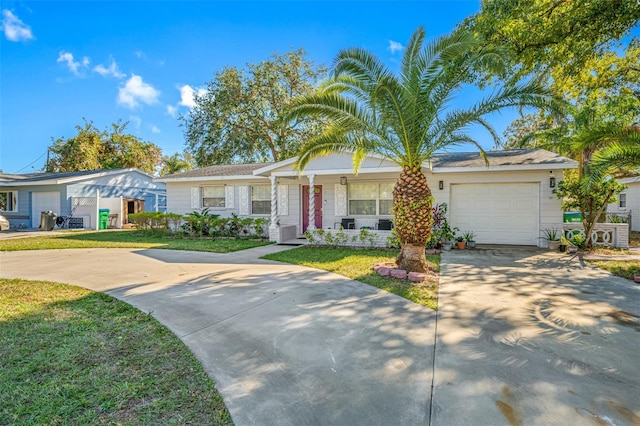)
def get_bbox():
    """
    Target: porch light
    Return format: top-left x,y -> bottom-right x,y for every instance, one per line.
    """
340,176 -> 348,185
438,180 -> 444,190
550,177 -> 556,188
